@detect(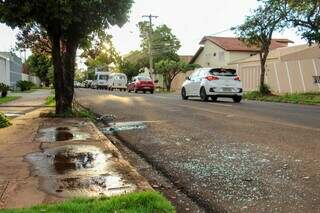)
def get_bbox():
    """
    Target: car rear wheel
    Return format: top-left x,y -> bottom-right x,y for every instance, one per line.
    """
200,87 -> 208,102
233,96 -> 242,103
150,90 -> 154,94
181,87 -> 188,100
